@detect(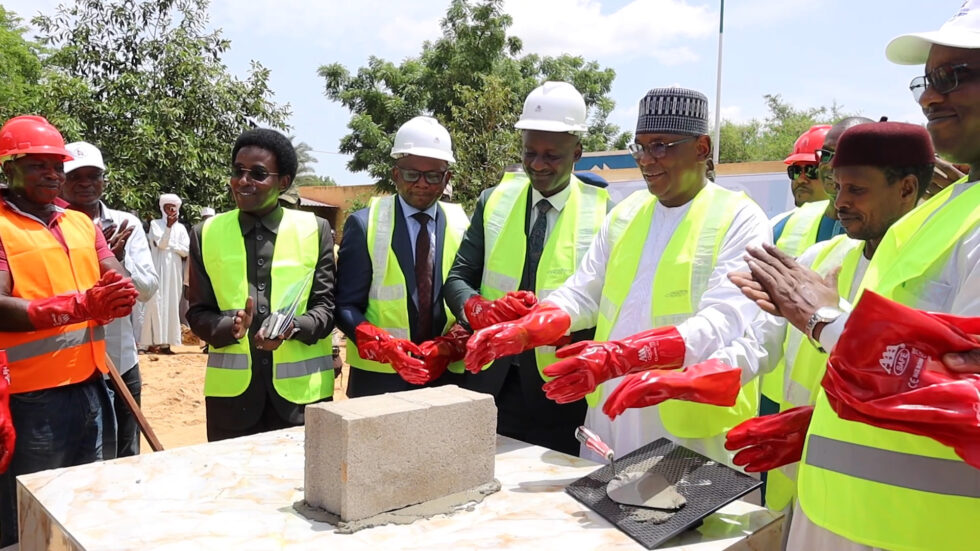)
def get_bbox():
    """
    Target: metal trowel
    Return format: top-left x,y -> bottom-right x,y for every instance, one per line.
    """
606,471 -> 686,510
